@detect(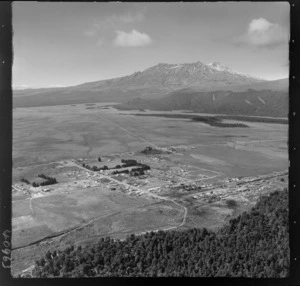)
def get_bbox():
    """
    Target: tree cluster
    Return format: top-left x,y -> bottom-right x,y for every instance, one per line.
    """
21,174 -> 57,188
82,159 -> 150,177
112,169 -> 130,175
112,164 -> 150,177
141,147 -> 165,155
130,164 -> 150,176
21,178 -> 30,184
191,117 -> 248,128
32,189 -> 289,278
32,174 -> 58,188
82,163 -> 108,171
120,159 -> 139,167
